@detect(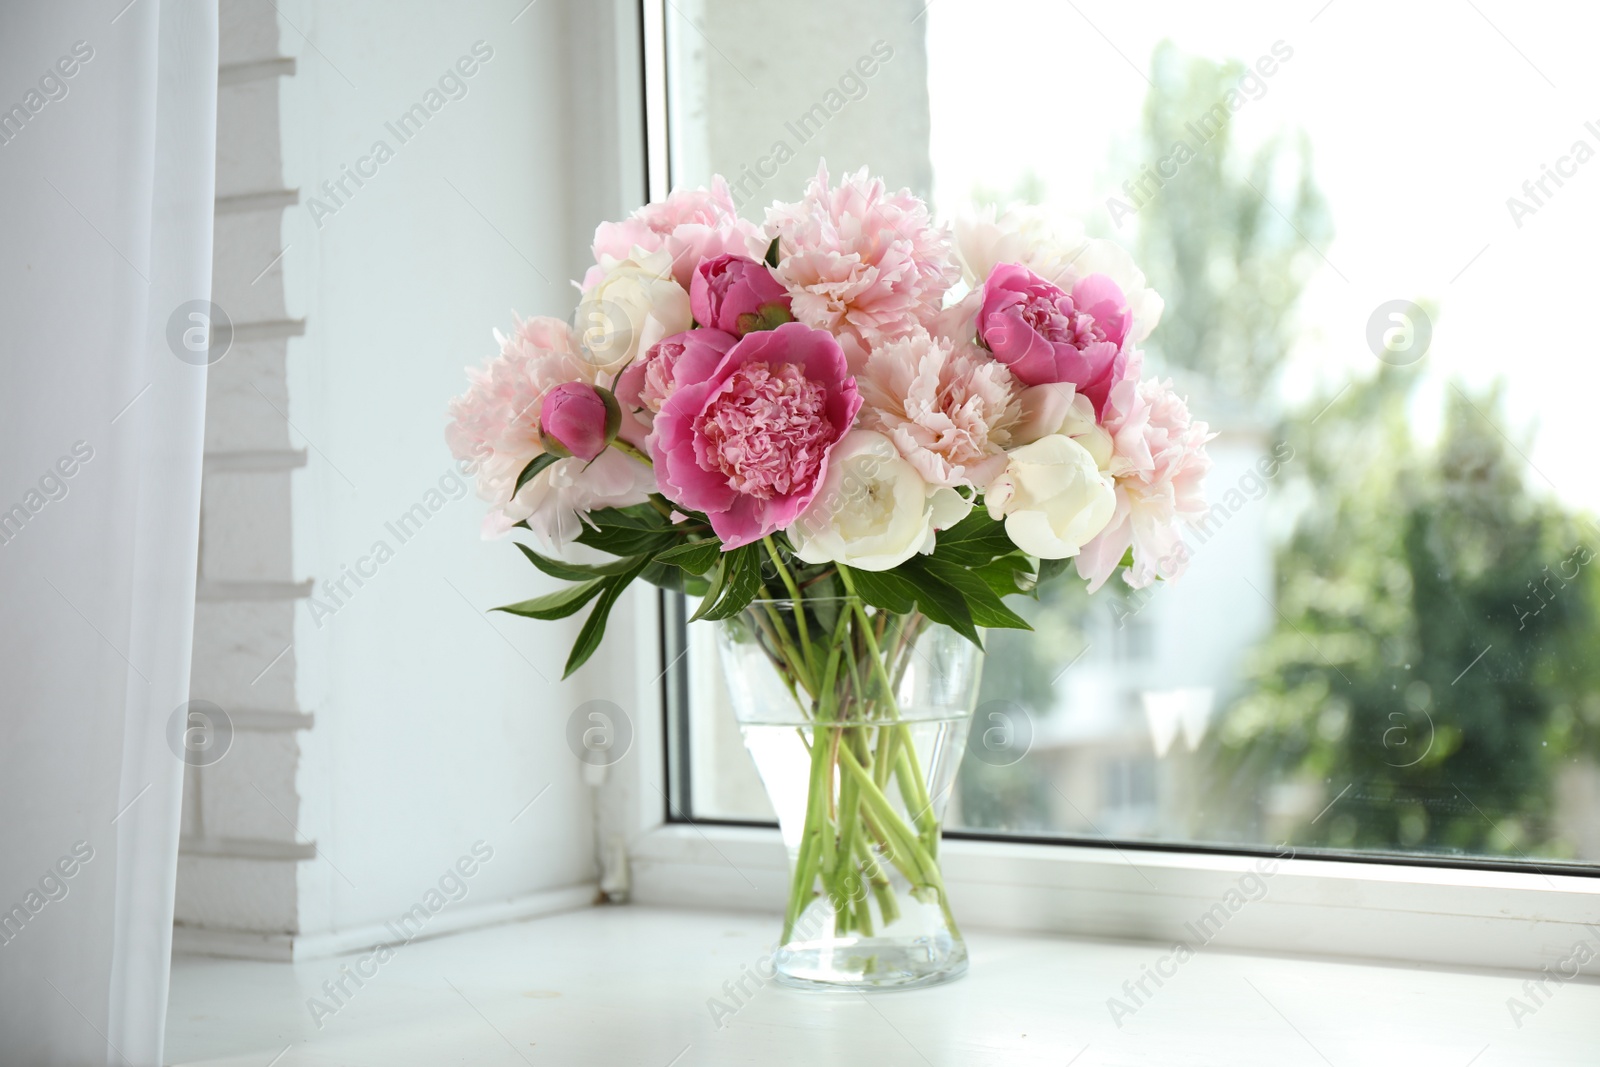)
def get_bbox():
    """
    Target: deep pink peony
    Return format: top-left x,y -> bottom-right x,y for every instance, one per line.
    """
539,382 -> 611,461
977,263 -> 1133,414
614,328 -> 736,446
1074,370 -> 1215,592
765,163 -> 958,370
689,254 -> 792,336
651,321 -> 861,549
589,177 -> 764,290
